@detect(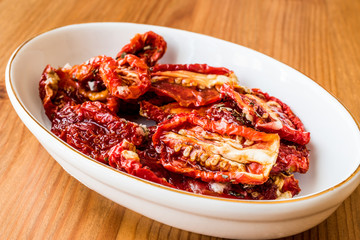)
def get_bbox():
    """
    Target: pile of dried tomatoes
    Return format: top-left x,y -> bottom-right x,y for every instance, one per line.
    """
39,31 -> 310,200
